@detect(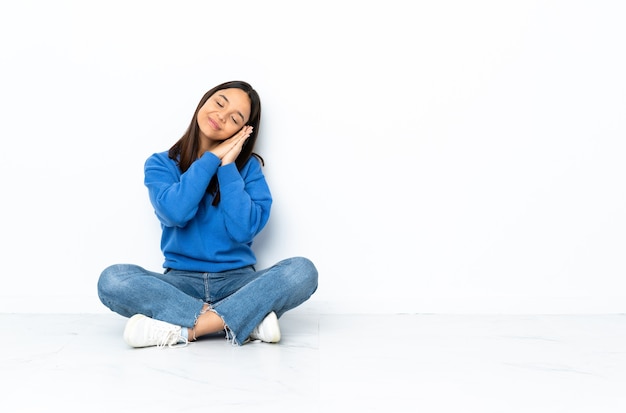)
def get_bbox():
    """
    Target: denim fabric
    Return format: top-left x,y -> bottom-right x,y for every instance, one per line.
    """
97,257 -> 318,345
